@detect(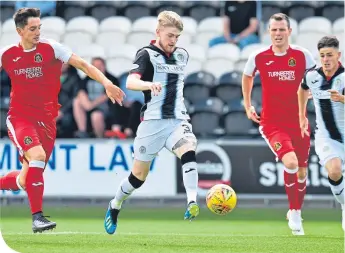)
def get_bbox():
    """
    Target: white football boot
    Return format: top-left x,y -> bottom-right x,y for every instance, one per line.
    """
288,209 -> 304,235
286,209 -> 303,221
